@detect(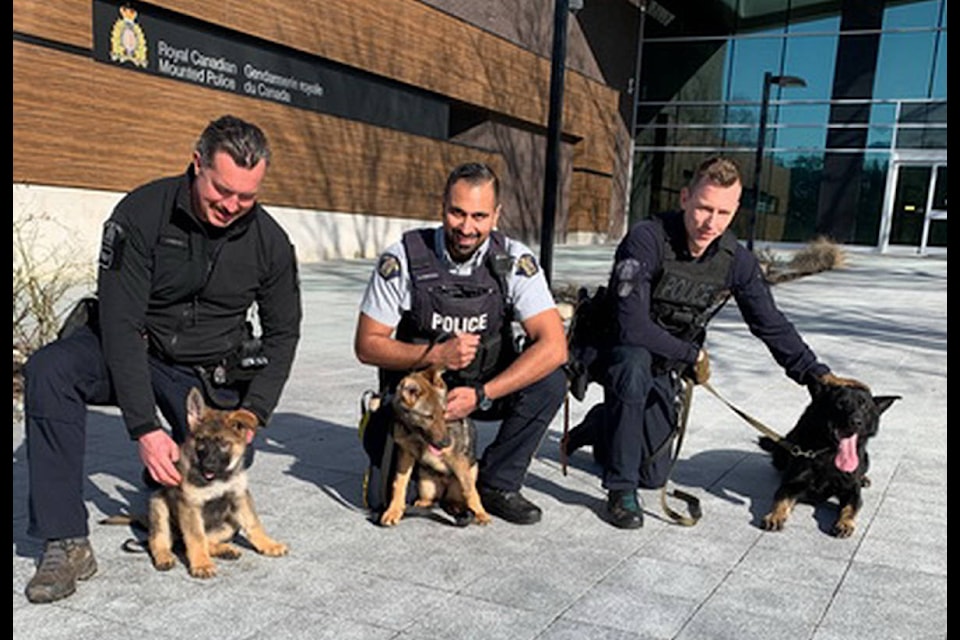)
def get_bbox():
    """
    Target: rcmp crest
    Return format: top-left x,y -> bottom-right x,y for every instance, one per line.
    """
515,253 -> 539,277
110,5 -> 148,68
377,254 -> 401,281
